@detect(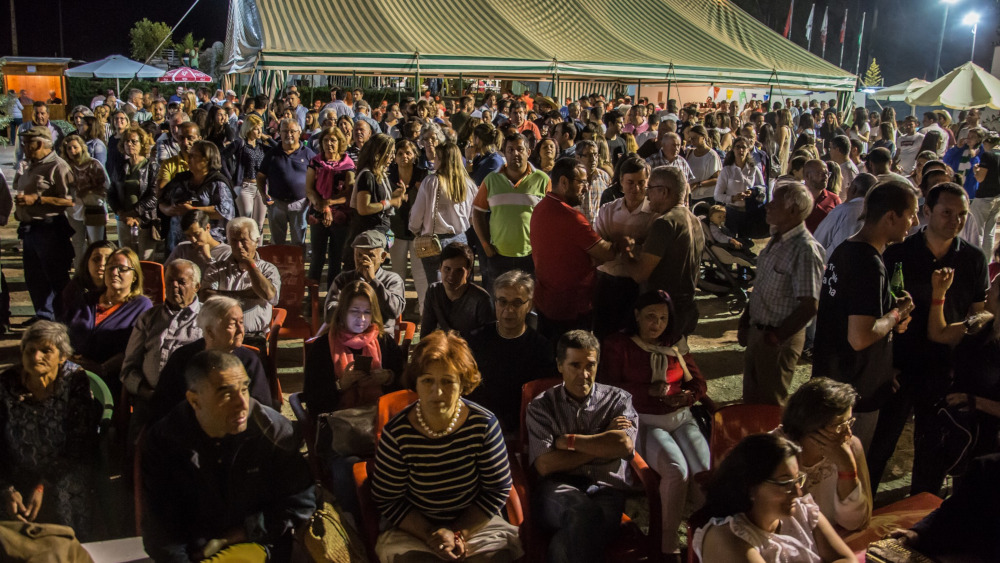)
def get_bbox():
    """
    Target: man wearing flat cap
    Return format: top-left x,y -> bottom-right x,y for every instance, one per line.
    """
323,230 -> 405,338
13,126 -> 75,326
